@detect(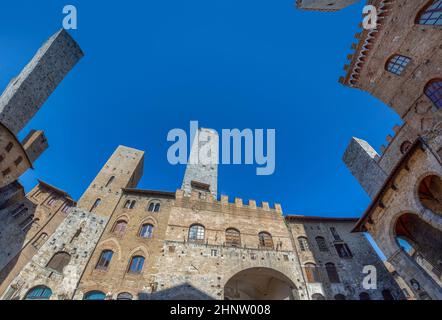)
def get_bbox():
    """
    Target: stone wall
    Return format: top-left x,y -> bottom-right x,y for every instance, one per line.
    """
0,182 -> 75,296
150,241 -> 307,300
1,208 -> 107,300
362,145 -> 442,299
287,217 -> 404,300
74,189 -> 175,300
